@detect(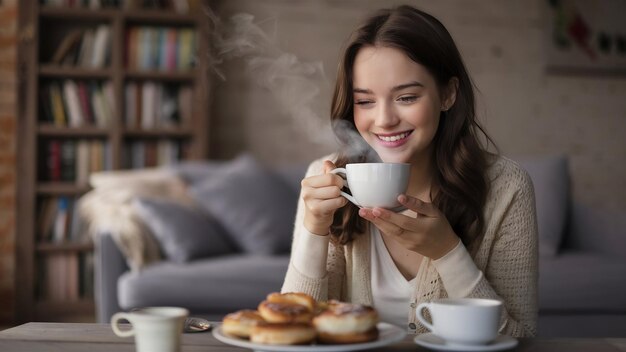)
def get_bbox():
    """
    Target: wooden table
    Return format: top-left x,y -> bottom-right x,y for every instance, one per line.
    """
1,322 -> 626,352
